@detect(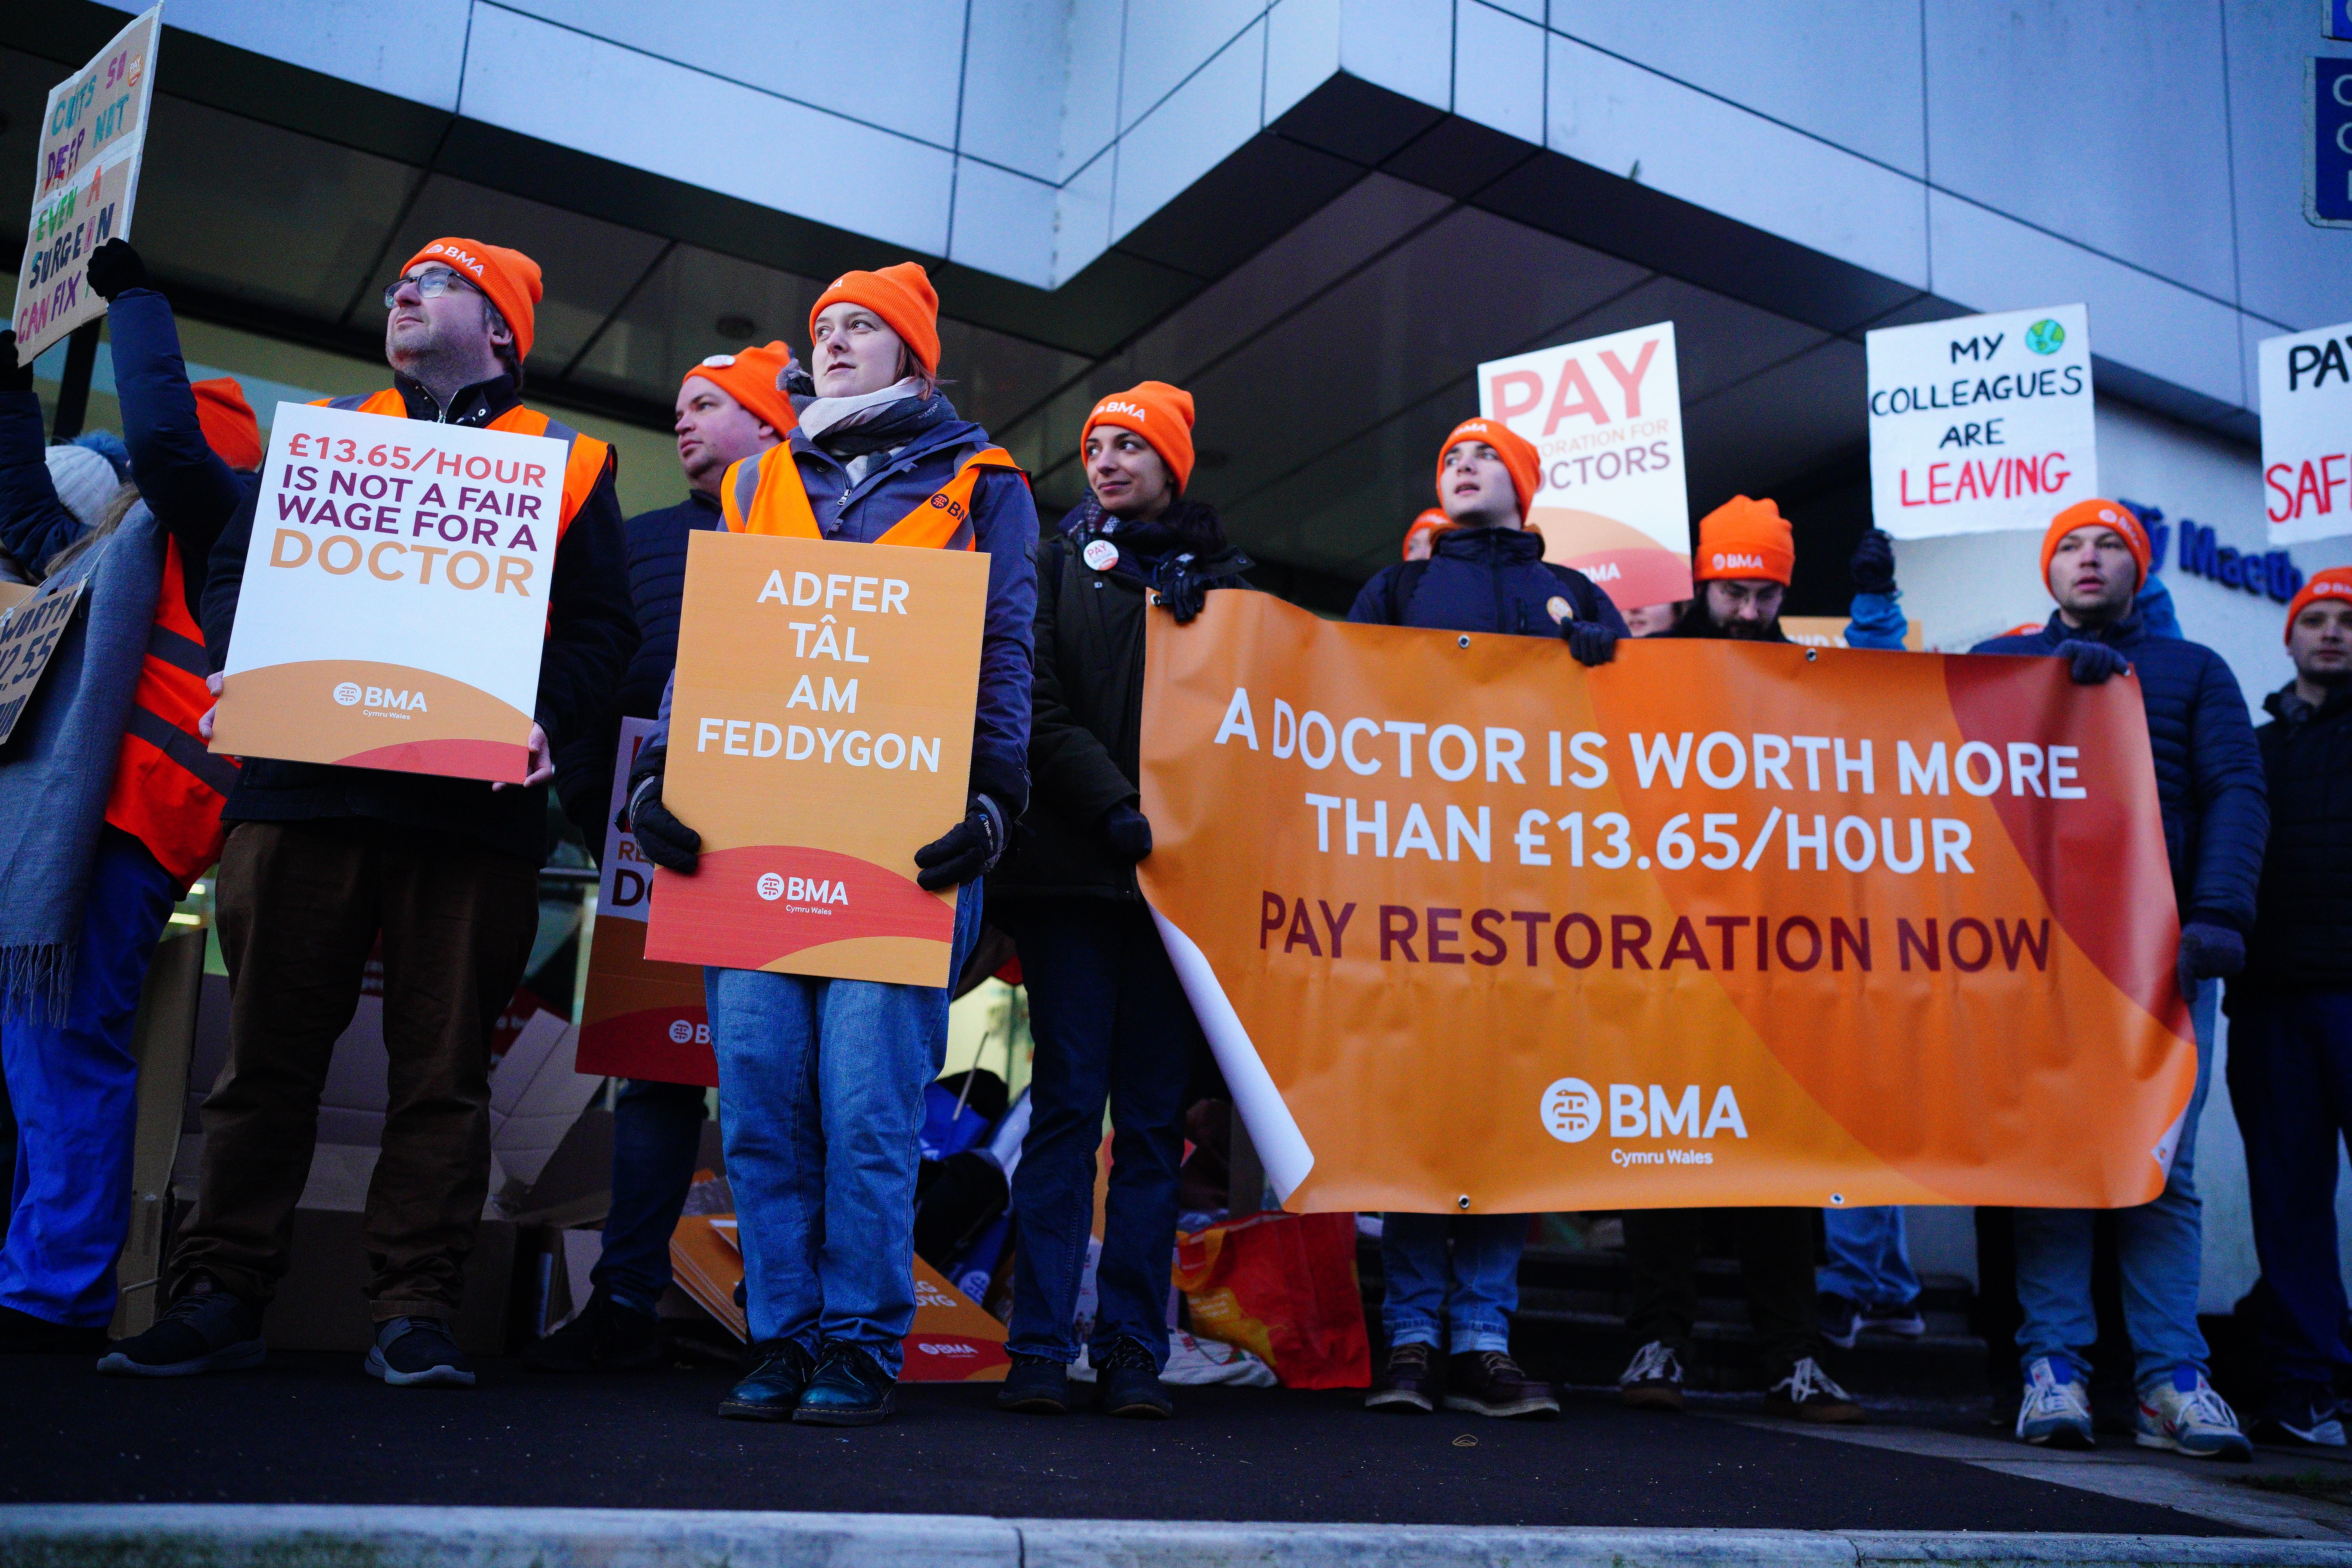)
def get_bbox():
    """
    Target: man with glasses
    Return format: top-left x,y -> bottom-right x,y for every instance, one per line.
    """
99,239 -> 635,1389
